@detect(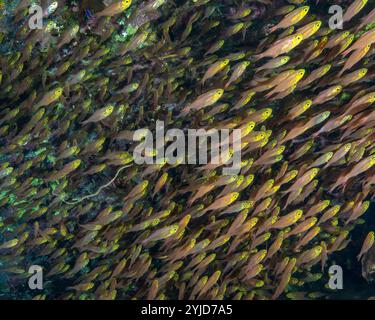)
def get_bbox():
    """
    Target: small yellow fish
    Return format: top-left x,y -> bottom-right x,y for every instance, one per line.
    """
34,87 -> 63,109
96,0 -> 132,17
358,231 -> 374,261
255,34 -> 304,60
269,6 -> 310,33
343,0 -> 368,23
142,225 -> 179,244
180,89 -> 224,115
272,209 -> 303,229
201,59 -> 230,85
81,105 -> 114,125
